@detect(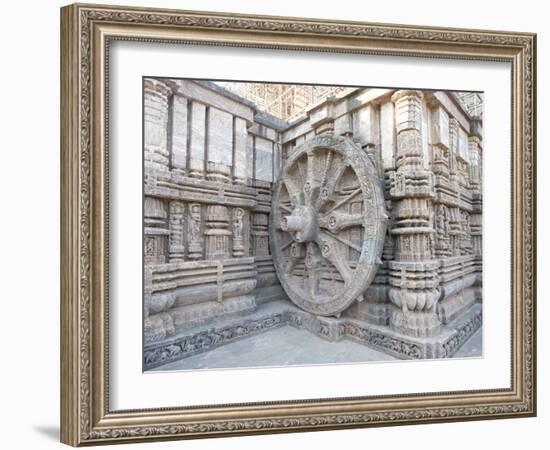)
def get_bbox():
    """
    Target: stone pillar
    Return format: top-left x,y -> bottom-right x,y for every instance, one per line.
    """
144,79 -> 171,174
170,95 -> 188,176
187,203 -> 203,259
252,212 -> 269,256
188,102 -> 207,179
468,116 -> 483,191
204,205 -> 231,260
206,107 -> 233,183
448,206 -> 462,256
168,201 -> 185,262
448,117 -> 460,189
430,105 -> 451,180
388,90 -> 441,338
434,203 -> 451,258
469,116 -> 483,264
233,117 -> 248,185
470,201 -> 482,259
144,197 -> 168,265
